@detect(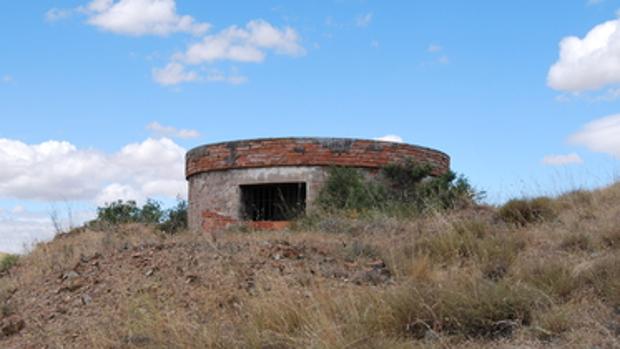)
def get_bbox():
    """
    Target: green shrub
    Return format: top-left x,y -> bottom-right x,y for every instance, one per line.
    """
316,167 -> 386,212
382,160 -> 478,211
89,199 -> 188,234
139,199 -> 164,225
381,161 -> 434,202
94,200 -> 141,225
315,160 -> 479,214
0,254 -> 19,273
159,200 -> 188,234
498,197 -> 557,226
